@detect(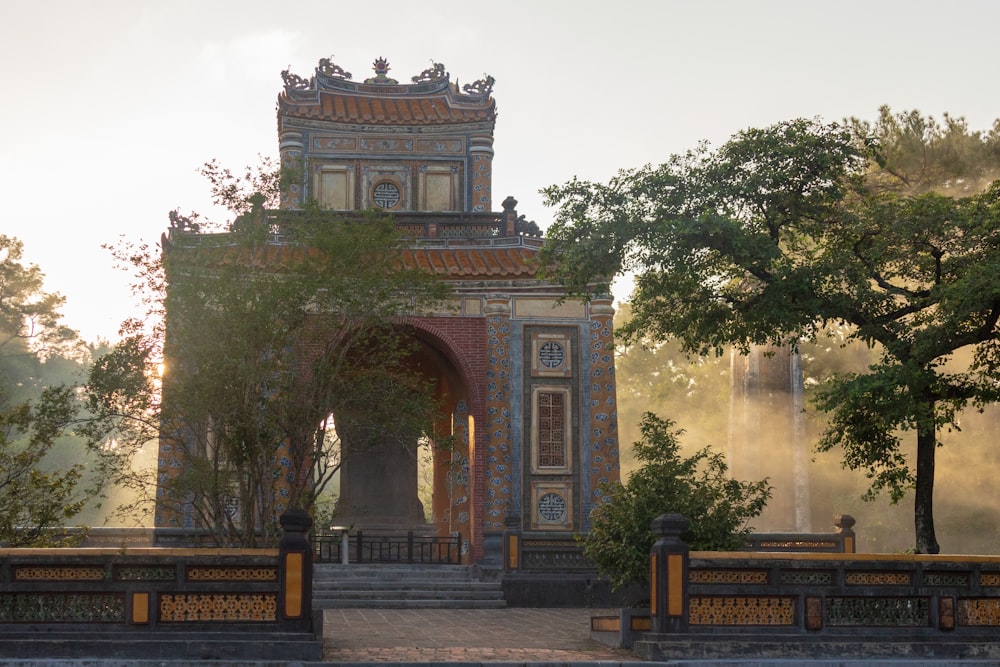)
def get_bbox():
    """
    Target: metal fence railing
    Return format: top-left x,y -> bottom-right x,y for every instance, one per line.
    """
314,530 -> 460,564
